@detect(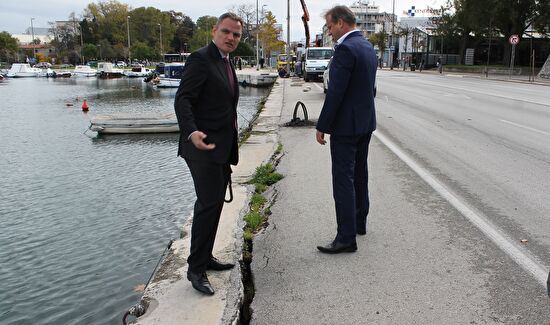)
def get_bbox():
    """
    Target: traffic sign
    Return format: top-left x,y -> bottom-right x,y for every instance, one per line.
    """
509,34 -> 520,45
